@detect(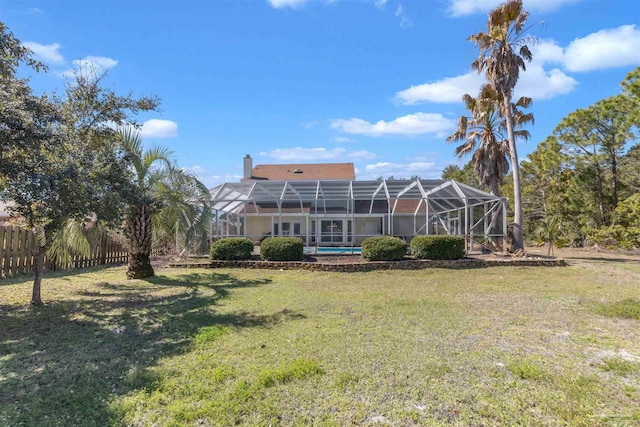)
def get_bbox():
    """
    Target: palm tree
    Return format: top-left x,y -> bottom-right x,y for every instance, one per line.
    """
447,85 -> 532,196
152,167 -> 213,256
468,0 -> 534,251
119,128 -> 173,279
536,216 -> 562,256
